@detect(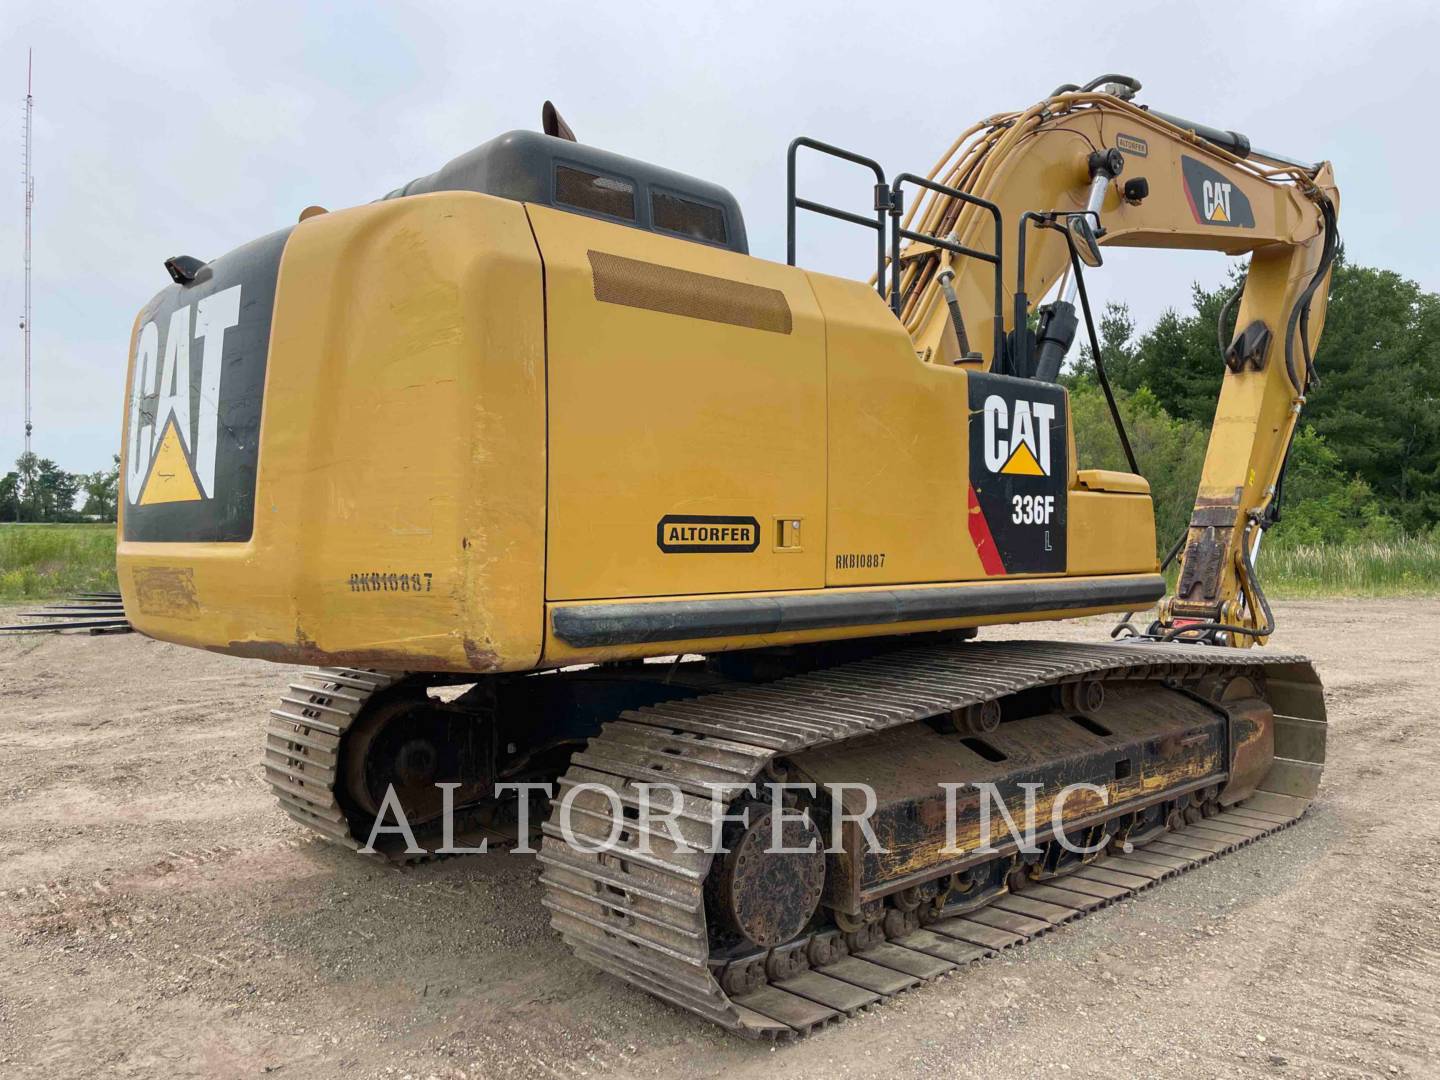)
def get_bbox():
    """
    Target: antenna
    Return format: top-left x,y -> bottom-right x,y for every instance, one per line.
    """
20,48 -> 33,460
